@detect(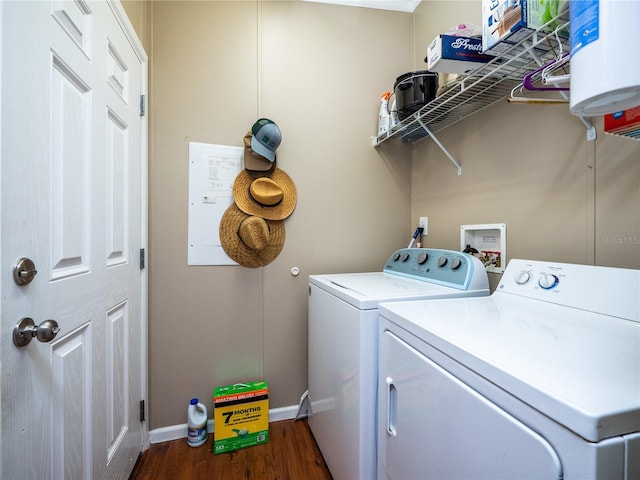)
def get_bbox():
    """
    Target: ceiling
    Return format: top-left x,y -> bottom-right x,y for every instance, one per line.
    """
301,0 -> 421,13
